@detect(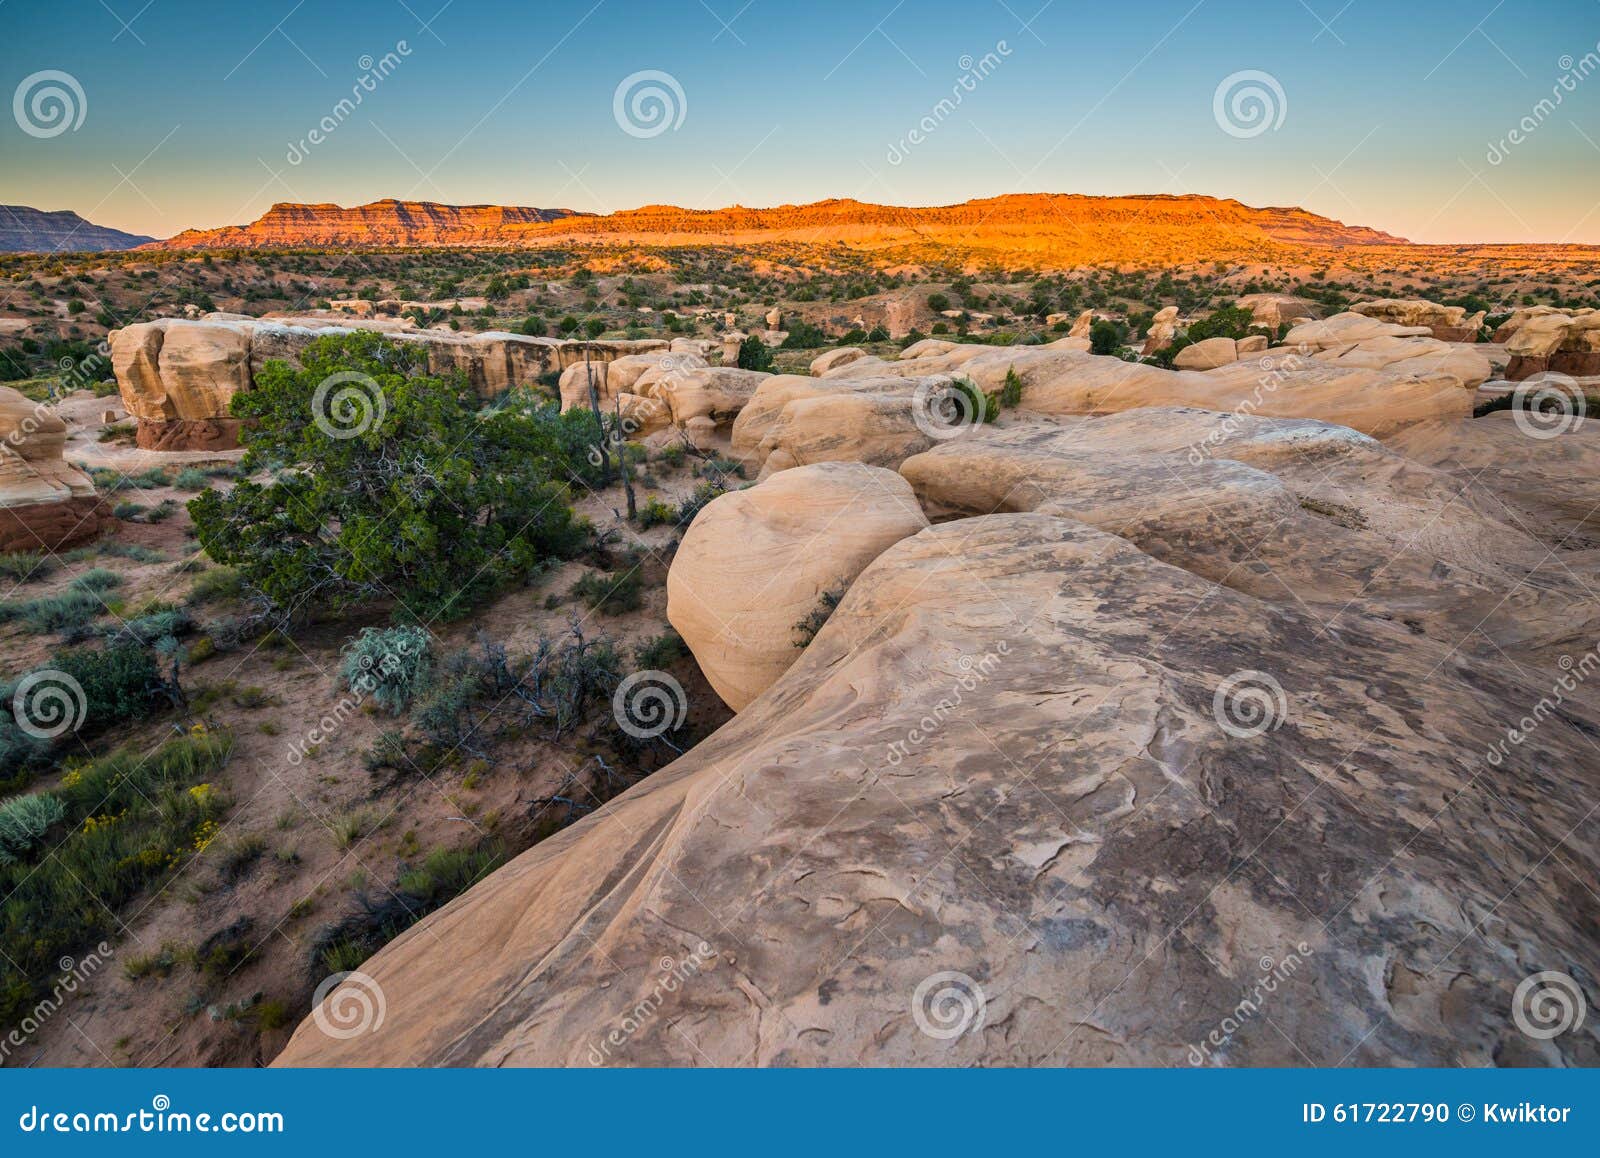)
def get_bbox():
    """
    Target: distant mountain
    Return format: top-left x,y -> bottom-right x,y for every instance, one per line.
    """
155,199 -> 582,249
0,206 -> 154,252
146,193 -> 1409,266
